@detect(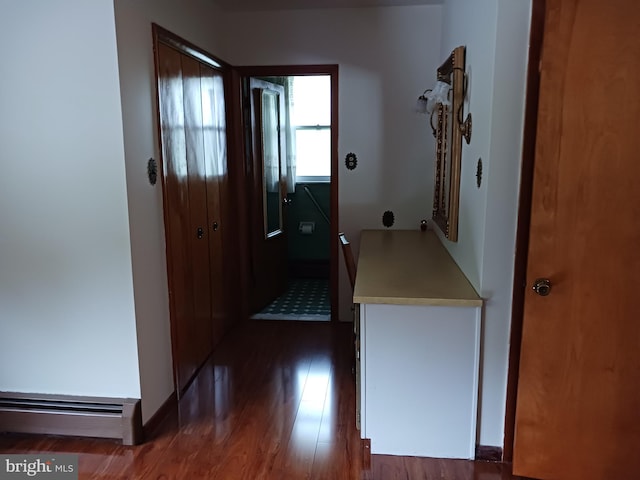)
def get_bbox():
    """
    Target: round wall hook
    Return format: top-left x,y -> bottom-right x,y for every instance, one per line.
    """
147,158 -> 158,185
345,152 -> 358,170
382,210 -> 395,228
